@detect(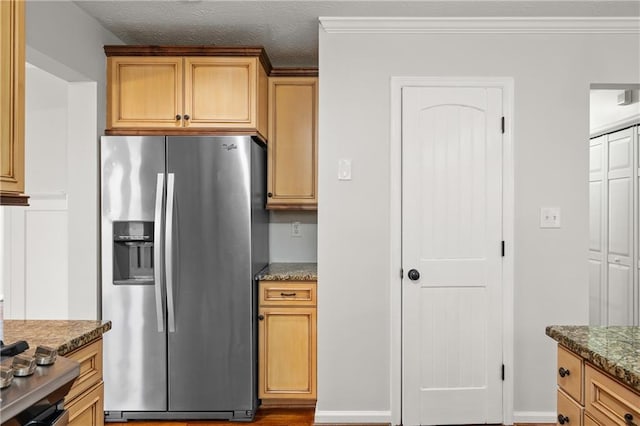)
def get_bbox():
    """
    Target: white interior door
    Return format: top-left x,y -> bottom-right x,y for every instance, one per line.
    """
589,135 -> 606,325
606,128 -> 634,325
402,86 -> 503,425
